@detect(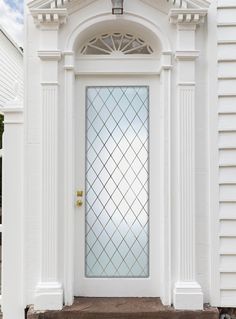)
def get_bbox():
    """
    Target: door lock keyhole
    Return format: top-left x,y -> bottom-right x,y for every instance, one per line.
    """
76,190 -> 83,207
